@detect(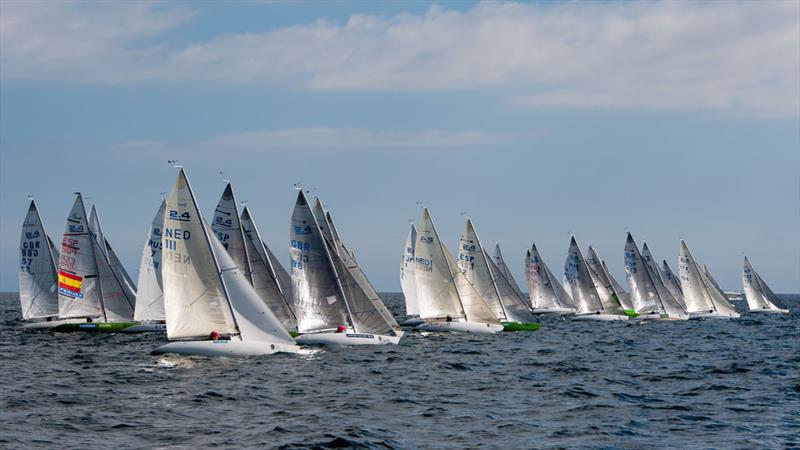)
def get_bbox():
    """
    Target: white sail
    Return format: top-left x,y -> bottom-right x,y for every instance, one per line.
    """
211,183 -> 251,283
264,243 -> 293,300
742,257 -> 787,312
527,244 -> 577,310
640,242 -> 687,310
88,205 -> 107,259
679,240 -> 738,316
400,224 -> 419,316
487,249 -> 536,322
703,264 -> 725,294
57,194 -> 104,319
563,237 -> 606,314
624,234 -> 687,318
493,244 -> 526,300
240,206 -> 297,330
290,191 -> 351,333
660,259 -> 685,307
89,205 -> 138,301
599,260 -> 634,312
458,219 -> 507,320
18,200 -> 60,320
584,245 -> 624,315
93,234 -> 135,322
133,200 -> 166,322
162,169 -> 238,340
